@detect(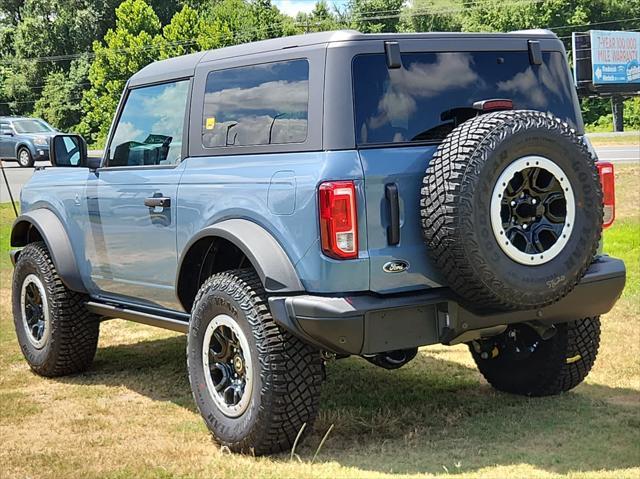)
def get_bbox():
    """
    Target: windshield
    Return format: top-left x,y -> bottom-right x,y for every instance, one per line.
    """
13,119 -> 54,134
353,51 -> 580,145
